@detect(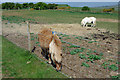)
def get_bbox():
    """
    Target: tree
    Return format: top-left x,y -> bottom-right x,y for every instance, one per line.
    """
47,3 -> 57,9
22,3 -> 29,8
29,3 -> 34,8
2,3 -> 6,9
34,2 -> 48,10
2,2 -> 15,9
14,3 -> 22,9
111,8 -> 115,11
82,6 -> 90,11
